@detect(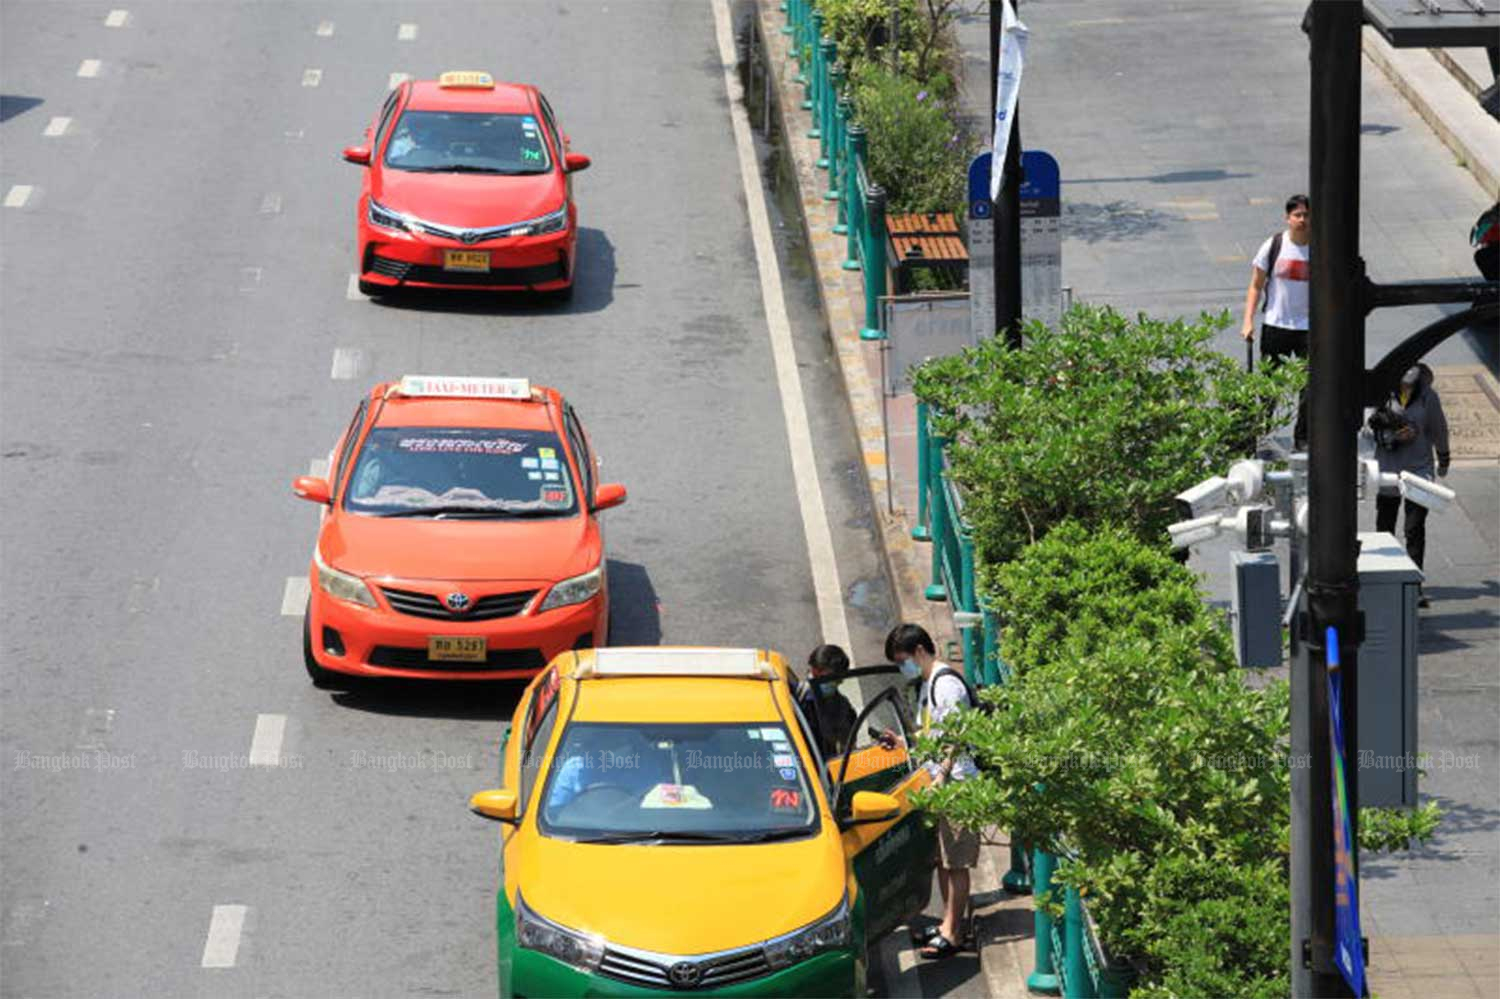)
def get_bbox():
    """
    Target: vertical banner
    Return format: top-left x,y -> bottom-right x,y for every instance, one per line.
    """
1326,627 -> 1368,998
989,0 -> 1028,200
